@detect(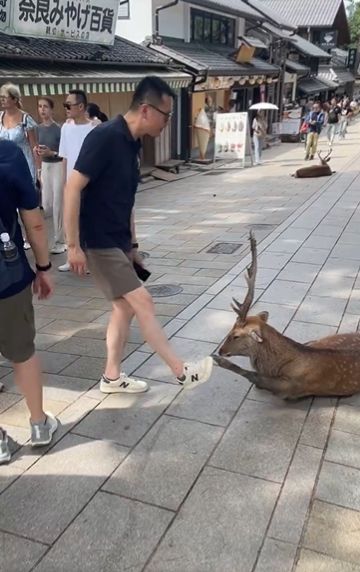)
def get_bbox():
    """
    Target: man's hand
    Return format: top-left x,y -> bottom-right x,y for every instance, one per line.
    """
68,245 -> 88,275
129,248 -> 144,267
33,271 -> 54,300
